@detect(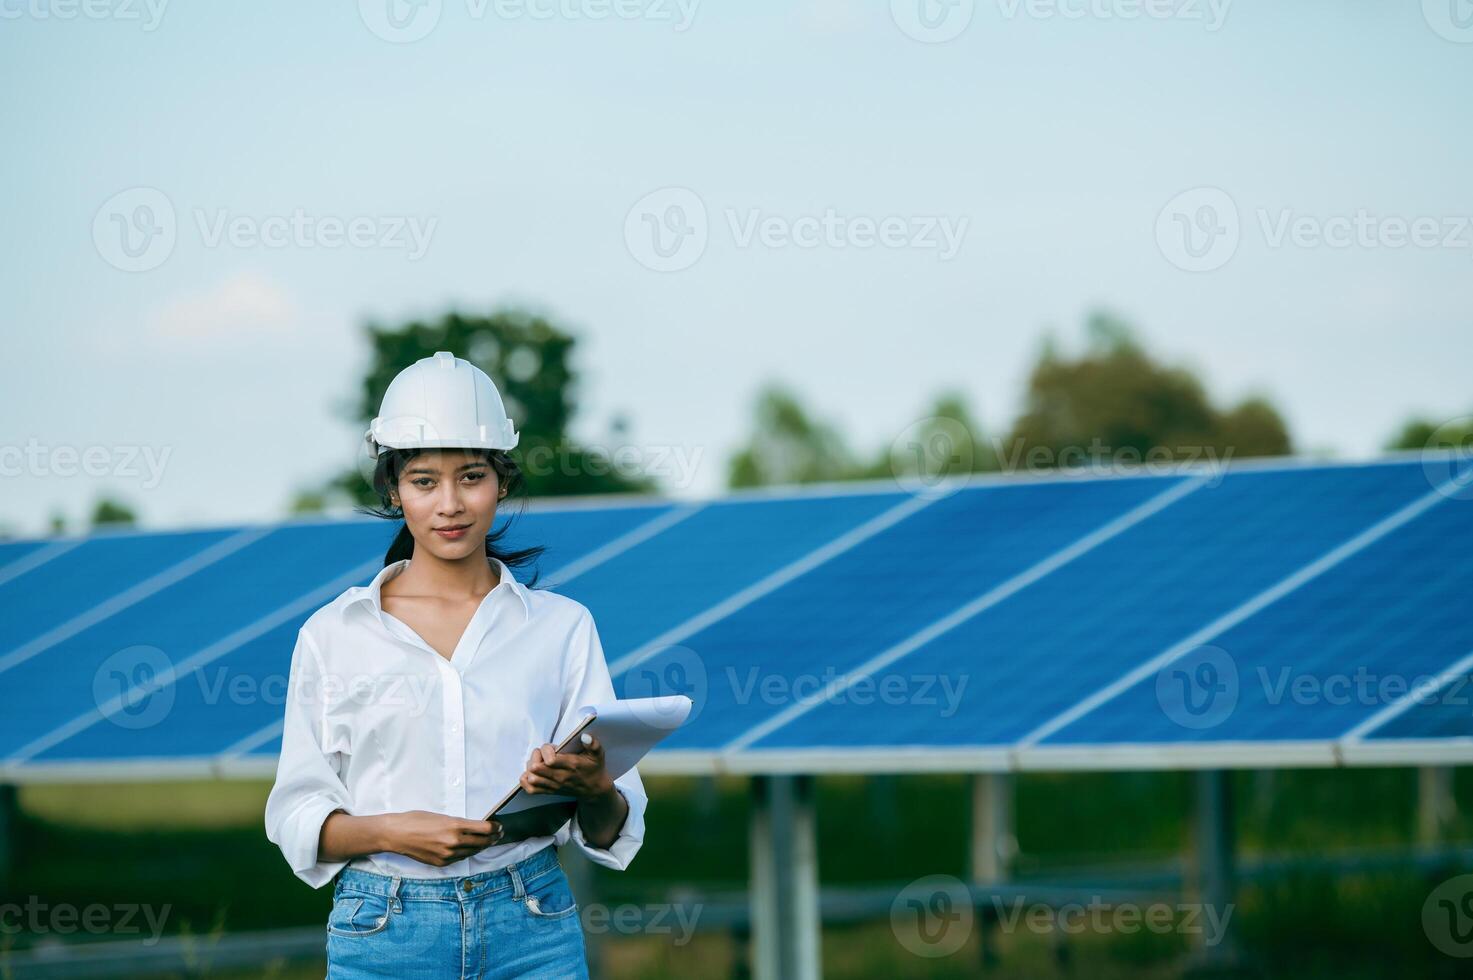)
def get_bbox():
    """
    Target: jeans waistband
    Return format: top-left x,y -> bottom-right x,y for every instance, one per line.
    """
334,844 -> 561,901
